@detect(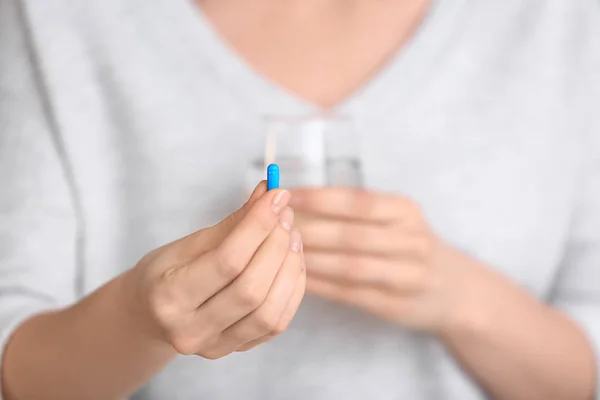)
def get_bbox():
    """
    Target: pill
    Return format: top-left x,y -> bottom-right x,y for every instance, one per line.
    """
267,163 -> 280,191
